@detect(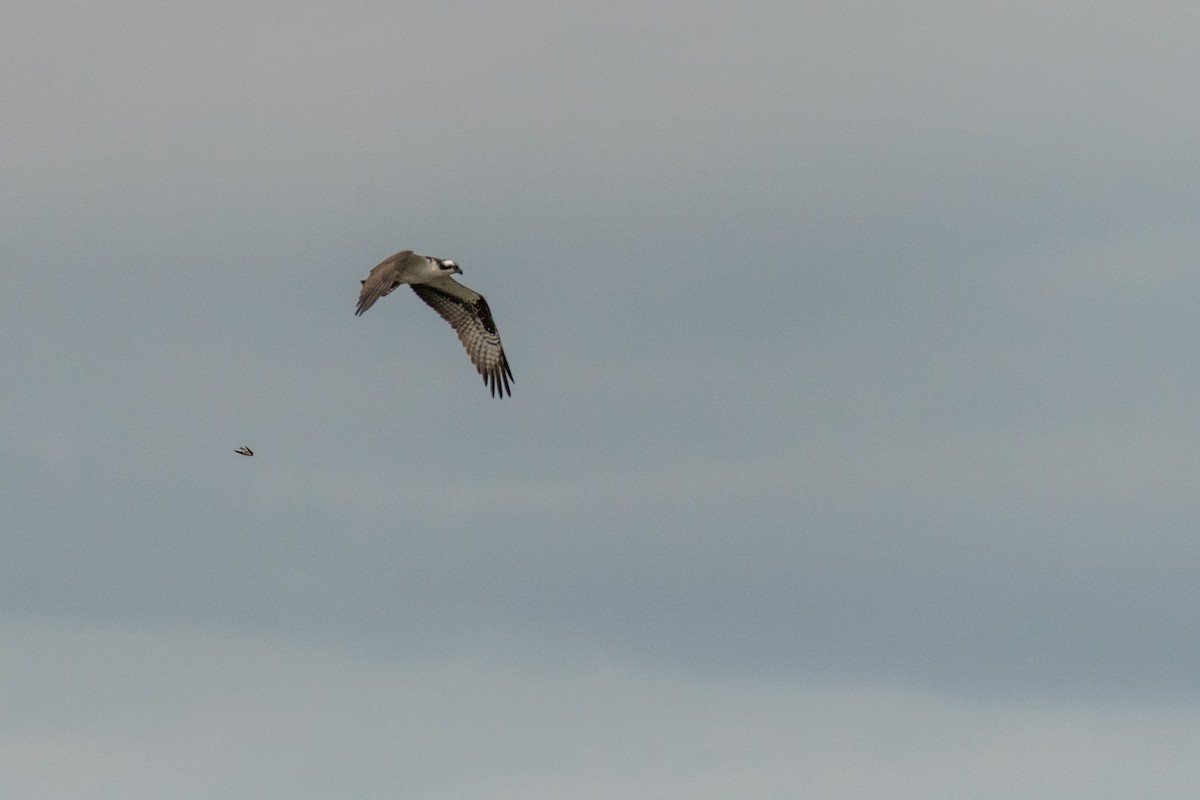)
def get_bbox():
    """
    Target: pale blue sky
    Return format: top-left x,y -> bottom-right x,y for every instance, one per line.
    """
4,1 -> 1200,797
